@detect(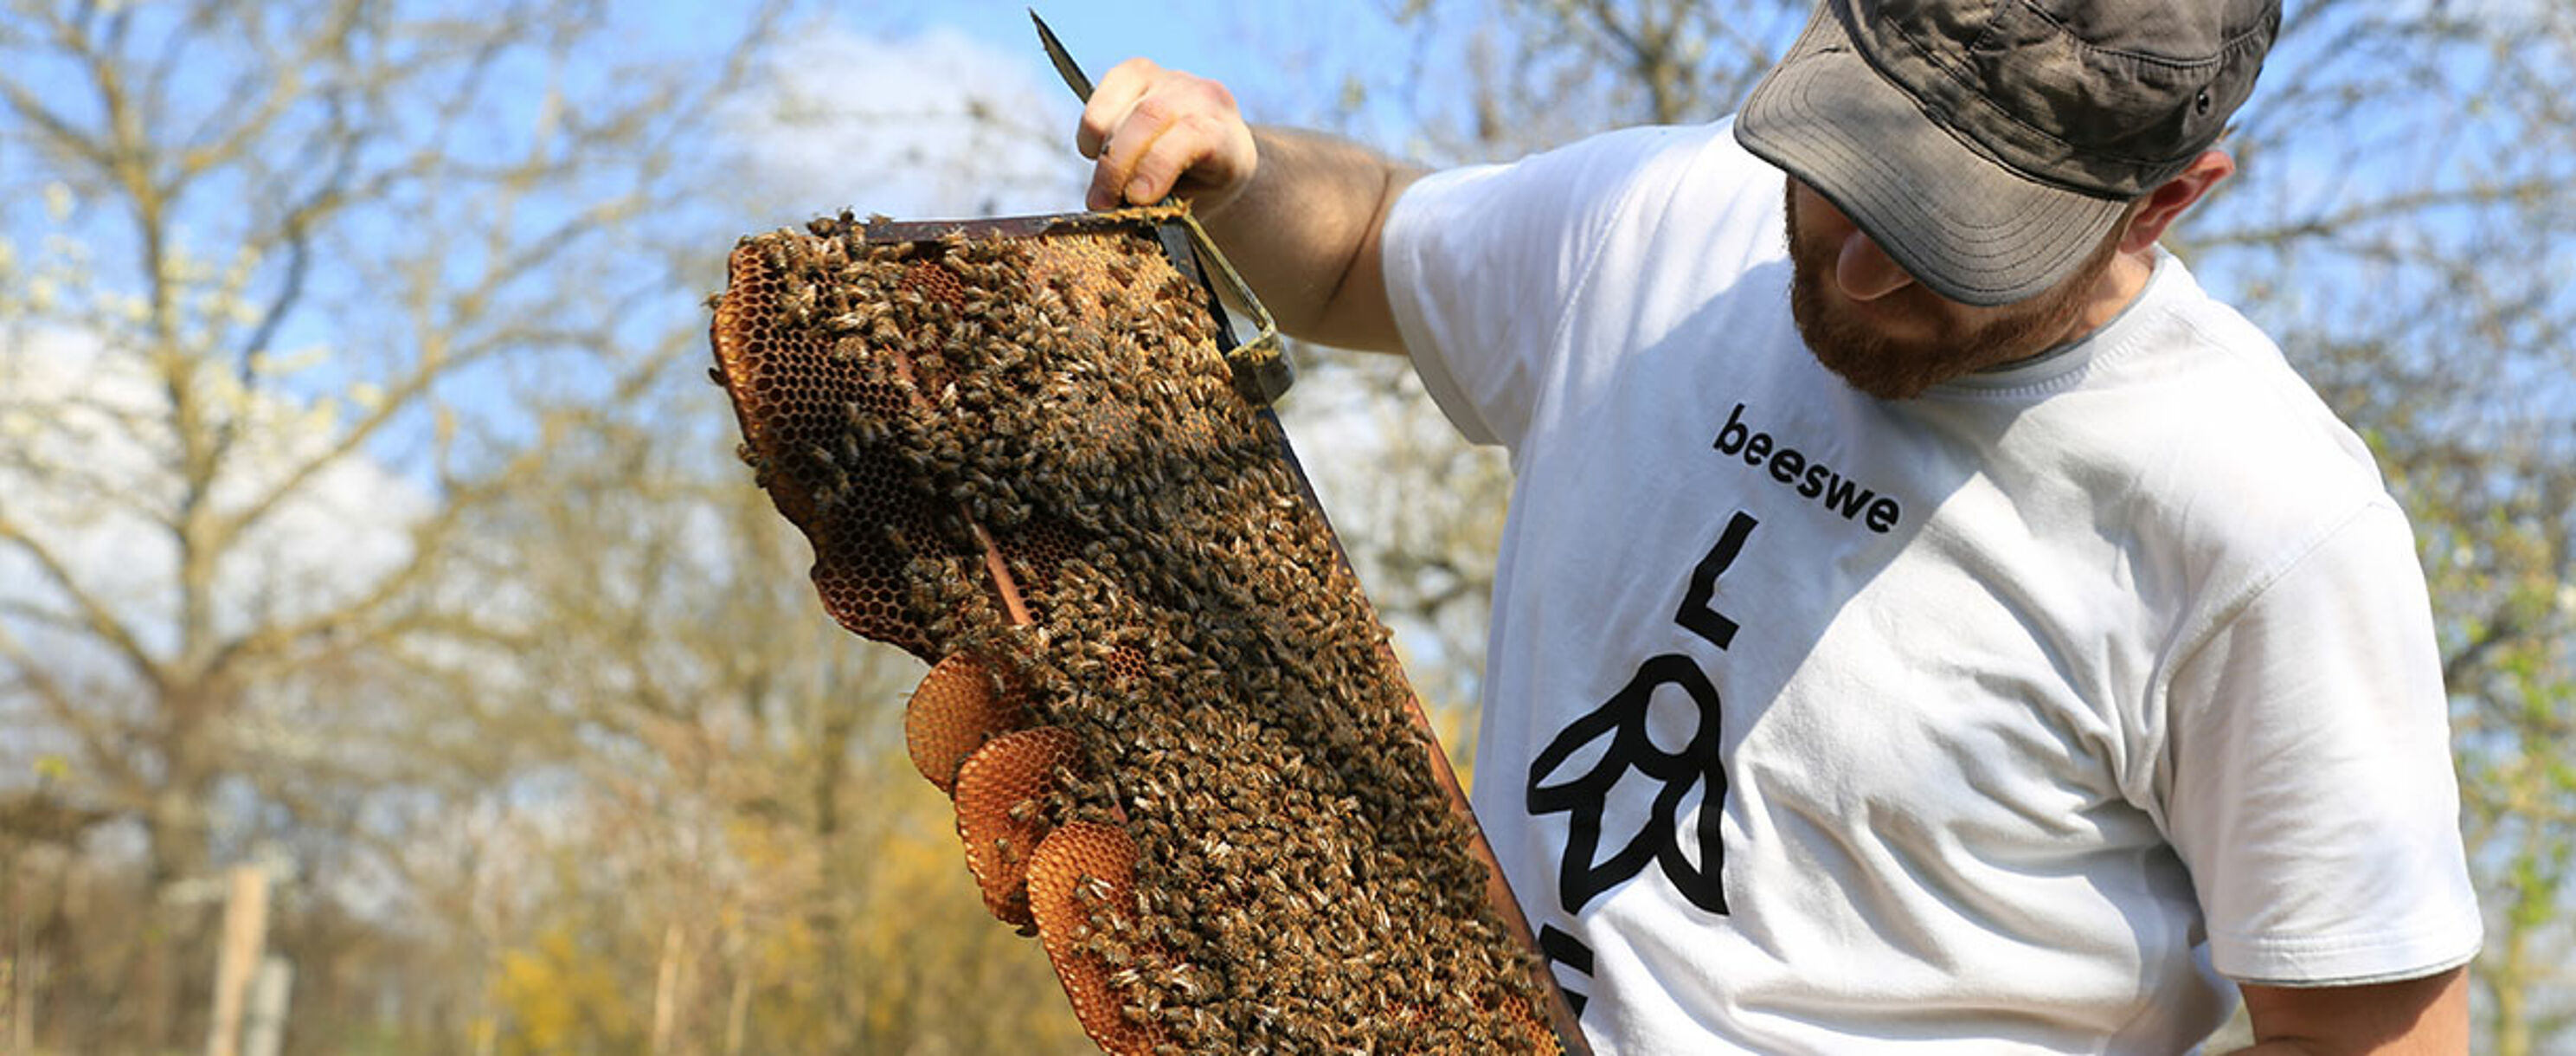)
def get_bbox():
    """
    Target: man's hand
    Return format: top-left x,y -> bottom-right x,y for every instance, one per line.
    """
1070,60 -> 1420,353
1078,58 -> 1260,214
2226,967 -> 2469,1054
